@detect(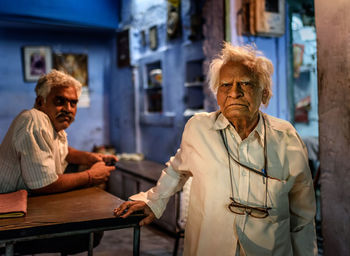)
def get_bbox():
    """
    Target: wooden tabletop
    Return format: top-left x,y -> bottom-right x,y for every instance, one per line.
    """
0,187 -> 144,241
115,160 -> 166,183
